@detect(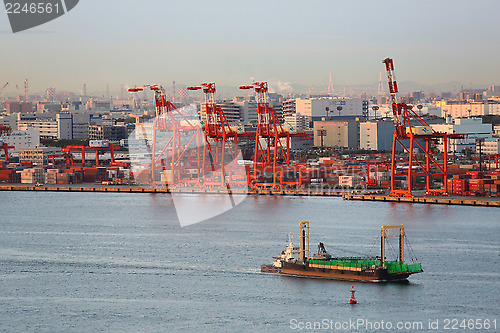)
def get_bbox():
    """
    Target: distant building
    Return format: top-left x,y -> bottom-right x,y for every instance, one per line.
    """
283,99 -> 296,116
89,124 -> 127,141
410,91 -> 425,102
200,101 -> 242,125
18,114 -> 58,140
89,100 -> 111,111
235,100 -> 258,124
485,85 -> 500,98
36,102 -> 62,113
201,99 -> 262,125
432,118 -> 493,153
296,97 -> 366,119
481,139 -> 500,155
0,128 -> 40,153
289,131 -> 314,151
313,120 -> 359,149
198,98 -> 284,126
0,114 -> 18,130
359,121 -> 394,151
6,101 -> 33,115
72,113 -> 91,140
56,113 -> 73,140
440,101 -> 500,118
272,101 -> 284,123
19,146 -> 62,166
17,113 -> 73,140
283,113 -> 310,132
493,125 -> 500,137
